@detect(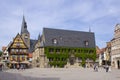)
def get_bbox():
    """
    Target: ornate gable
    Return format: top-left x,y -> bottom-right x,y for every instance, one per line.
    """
10,33 -> 28,49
